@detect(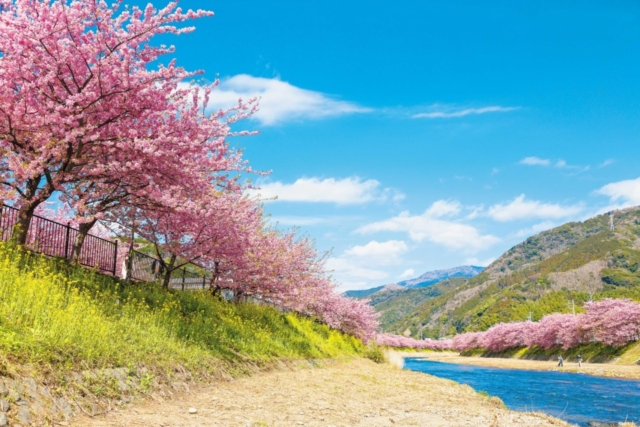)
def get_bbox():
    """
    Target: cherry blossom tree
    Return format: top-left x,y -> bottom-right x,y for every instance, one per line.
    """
0,0 -> 225,244
581,299 -> 640,347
